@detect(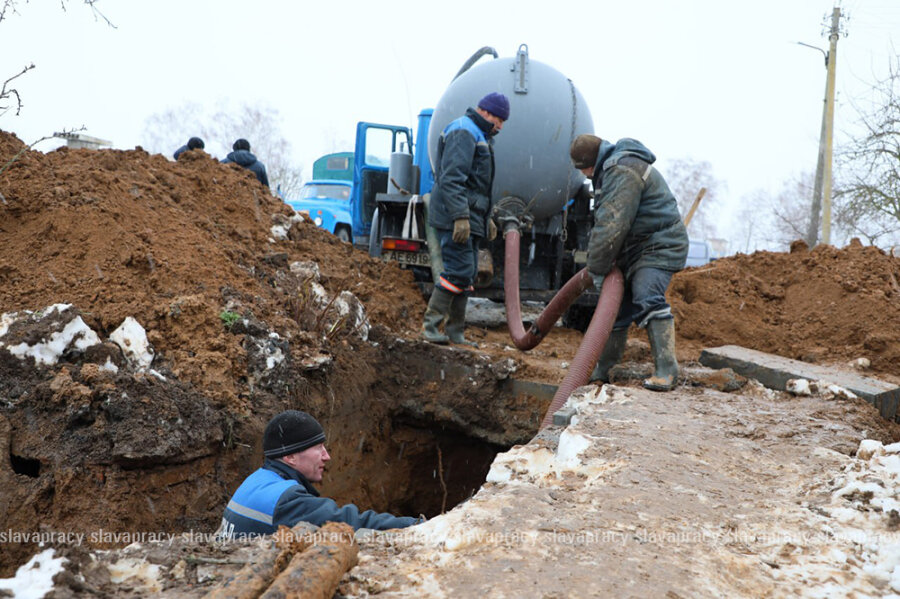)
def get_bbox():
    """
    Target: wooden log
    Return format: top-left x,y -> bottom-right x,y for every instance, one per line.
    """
259,522 -> 358,599
203,523 -> 316,599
